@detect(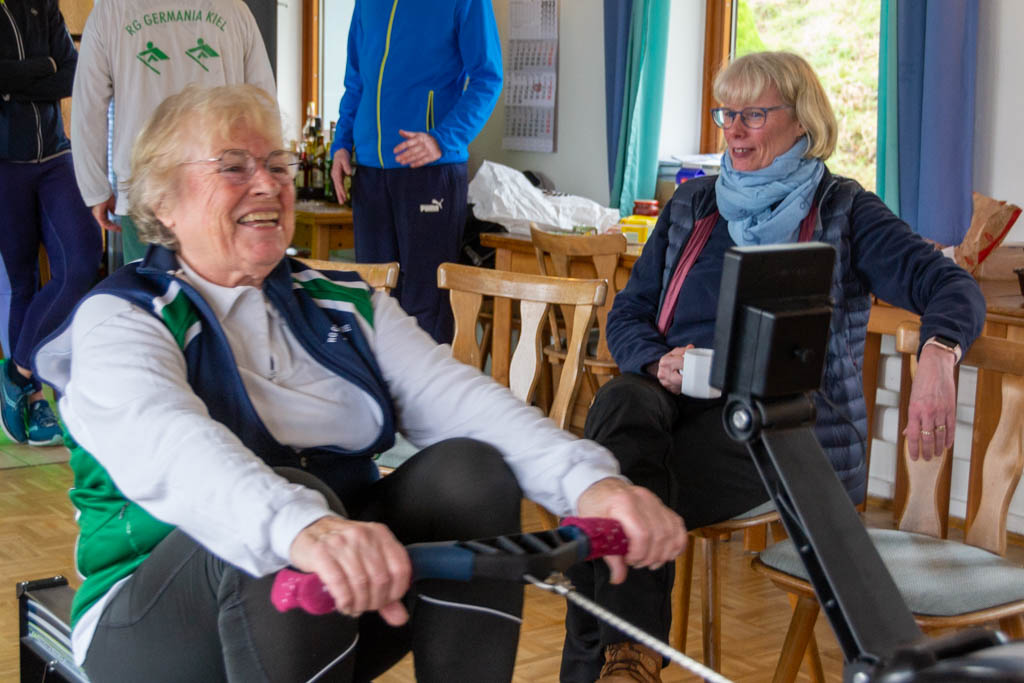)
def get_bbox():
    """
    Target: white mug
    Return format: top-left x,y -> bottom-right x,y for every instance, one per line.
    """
679,347 -> 721,399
